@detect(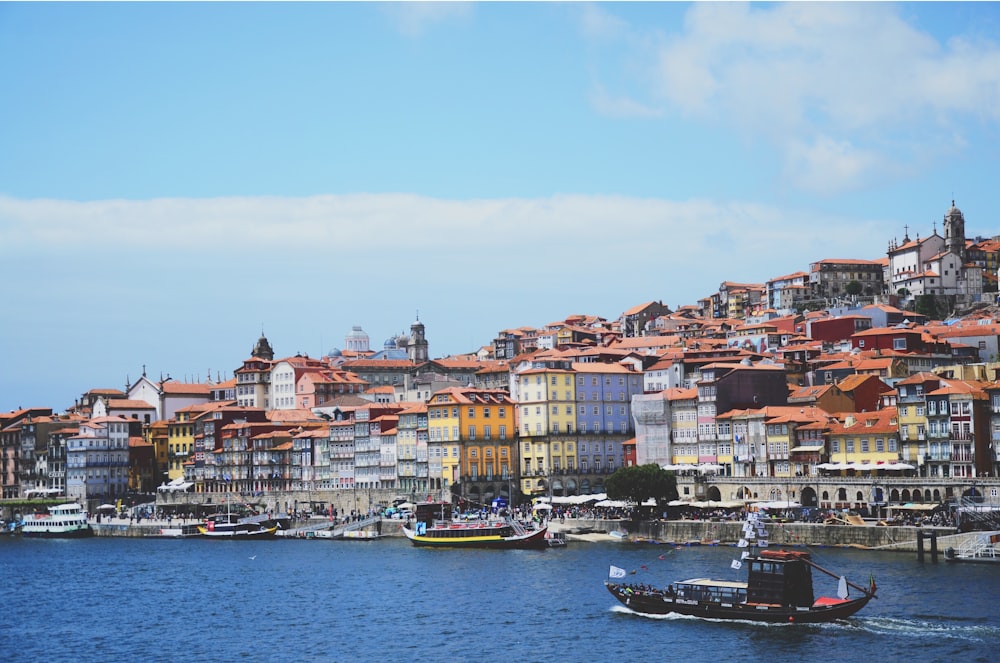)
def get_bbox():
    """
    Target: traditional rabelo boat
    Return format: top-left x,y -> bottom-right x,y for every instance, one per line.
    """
606,513 -> 876,624
401,518 -> 549,549
196,511 -> 280,540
